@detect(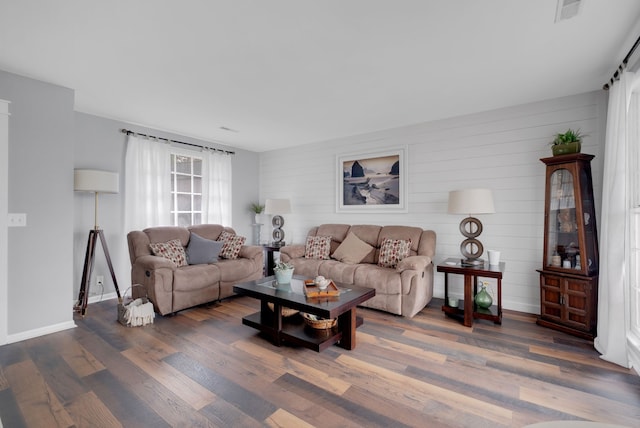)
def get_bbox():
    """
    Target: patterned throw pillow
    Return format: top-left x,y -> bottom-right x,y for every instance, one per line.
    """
378,238 -> 412,268
219,234 -> 246,259
149,239 -> 187,267
304,235 -> 332,259
218,230 -> 235,243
